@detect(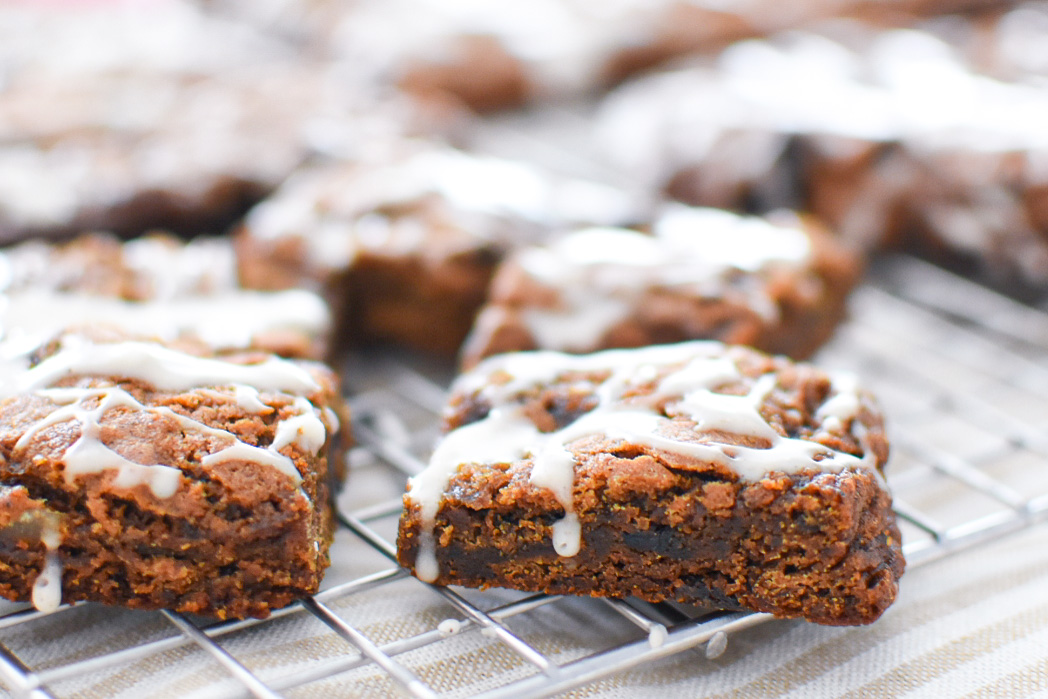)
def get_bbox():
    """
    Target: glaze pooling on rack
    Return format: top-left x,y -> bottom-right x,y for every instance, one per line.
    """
407,340 -> 878,583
